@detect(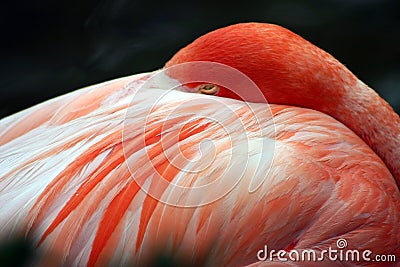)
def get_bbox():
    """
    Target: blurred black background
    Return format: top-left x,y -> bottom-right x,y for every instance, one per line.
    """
0,0 -> 399,119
